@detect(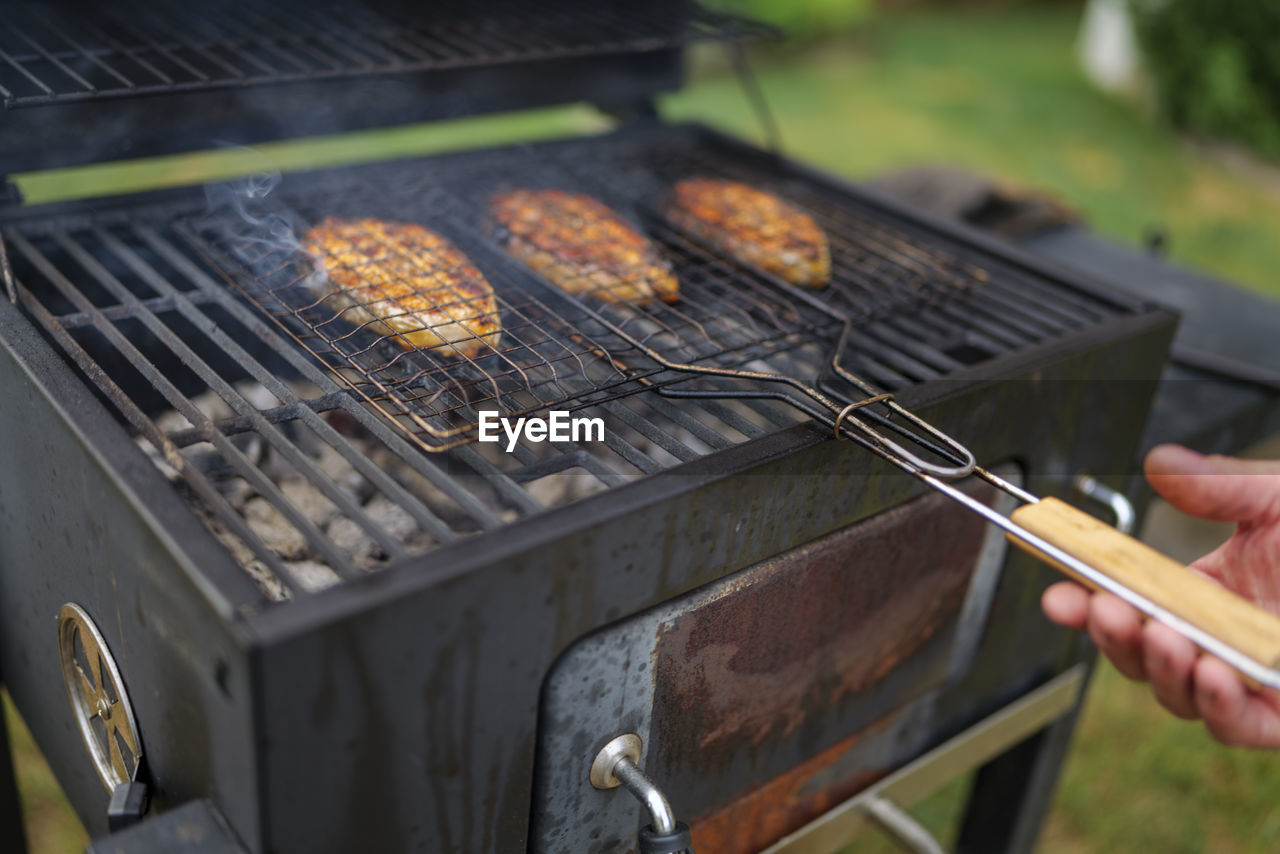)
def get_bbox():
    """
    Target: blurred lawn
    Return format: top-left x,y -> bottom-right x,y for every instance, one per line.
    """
8,5 -> 1280,854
